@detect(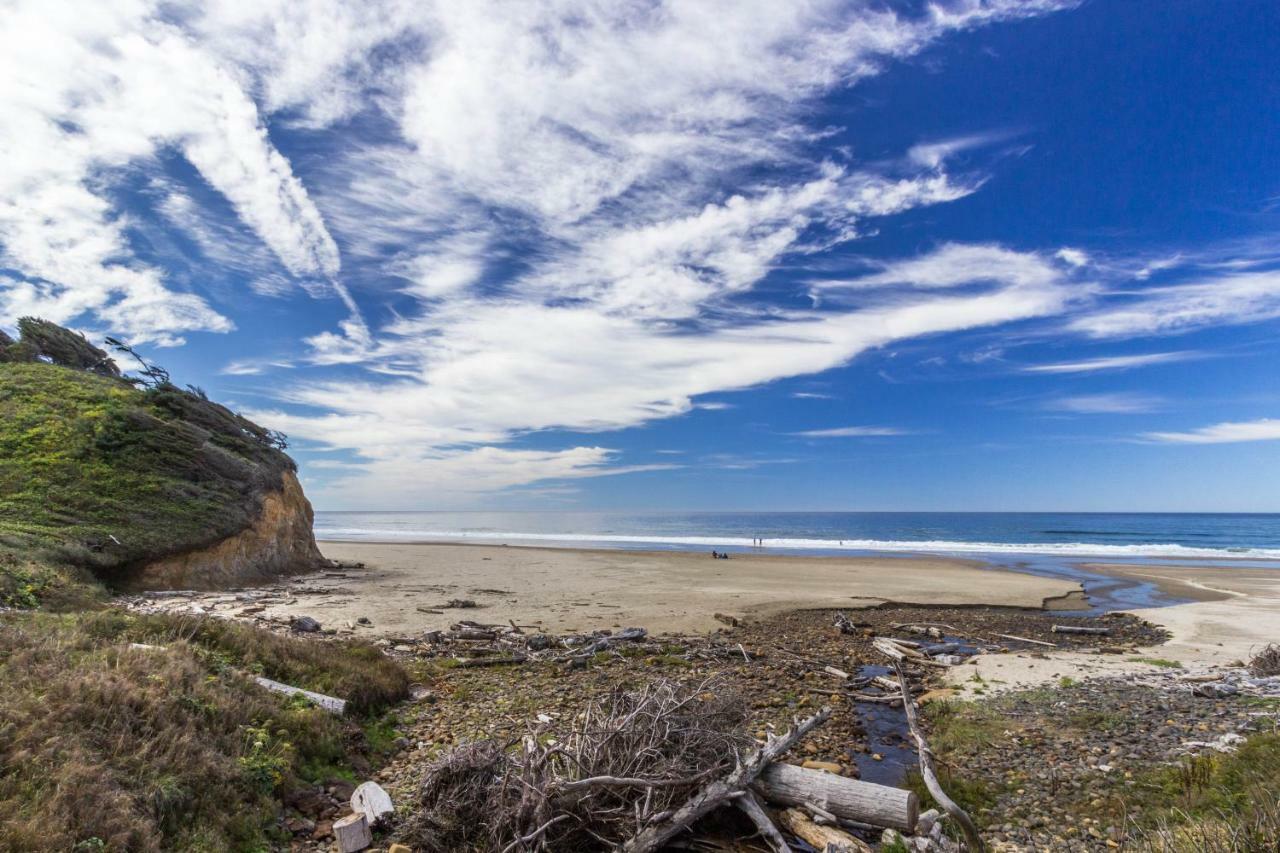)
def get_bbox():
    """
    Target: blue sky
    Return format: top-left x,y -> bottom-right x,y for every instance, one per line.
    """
2,0 -> 1279,511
